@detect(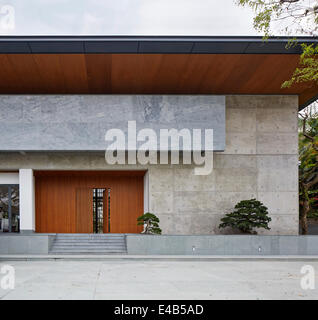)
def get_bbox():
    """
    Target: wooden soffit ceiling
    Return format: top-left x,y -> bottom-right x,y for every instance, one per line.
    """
0,36 -> 318,109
